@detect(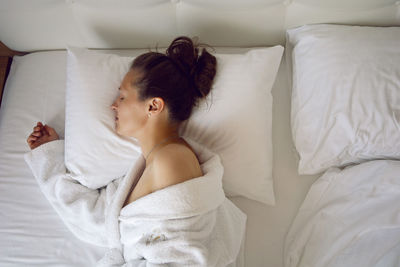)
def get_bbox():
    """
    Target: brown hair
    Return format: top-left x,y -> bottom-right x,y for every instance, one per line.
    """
130,36 -> 217,122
